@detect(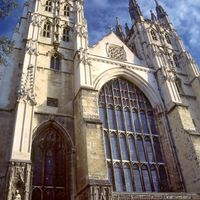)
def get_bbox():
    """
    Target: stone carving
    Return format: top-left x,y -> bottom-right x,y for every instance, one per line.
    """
14,190 -> 21,200
31,13 -> 42,27
17,64 -> 36,105
7,162 -> 31,200
107,44 -> 126,61
26,40 -> 39,56
78,180 -> 112,200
